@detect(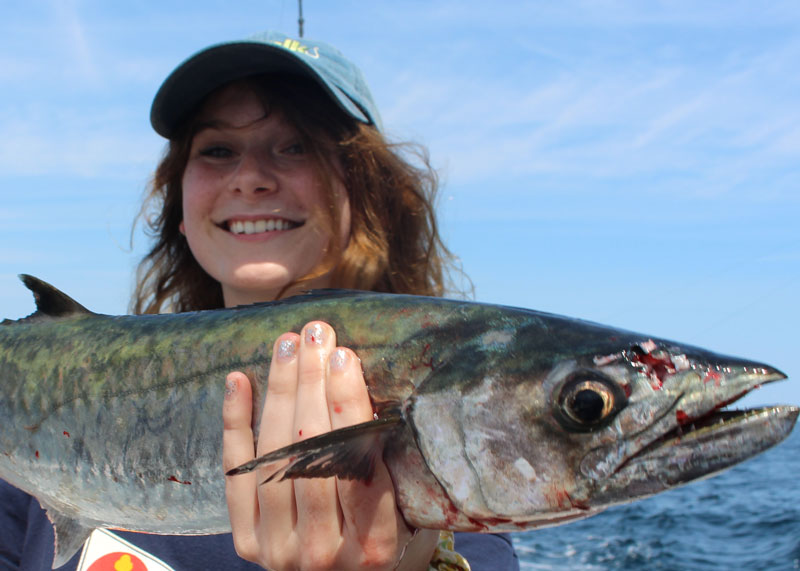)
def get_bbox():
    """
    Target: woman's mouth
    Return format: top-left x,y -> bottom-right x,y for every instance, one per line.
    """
225,218 -> 301,235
